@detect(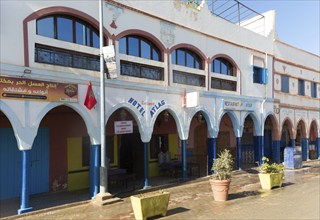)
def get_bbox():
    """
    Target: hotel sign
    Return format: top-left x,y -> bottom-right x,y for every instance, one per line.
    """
0,76 -> 78,102
222,100 -> 255,111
